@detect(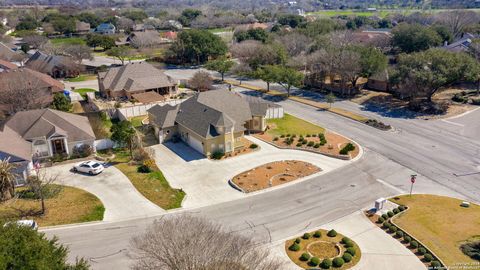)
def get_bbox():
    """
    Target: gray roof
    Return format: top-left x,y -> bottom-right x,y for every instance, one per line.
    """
0,42 -> 20,61
242,95 -> 282,116
99,62 -> 176,93
0,125 -> 32,162
149,89 -> 259,139
25,51 -> 77,74
5,109 -> 95,142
